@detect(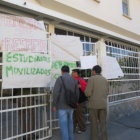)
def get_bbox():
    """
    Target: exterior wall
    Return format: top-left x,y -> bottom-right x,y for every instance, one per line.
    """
35,0 -> 140,42
109,97 -> 140,120
0,0 -> 140,123
53,0 -> 140,36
